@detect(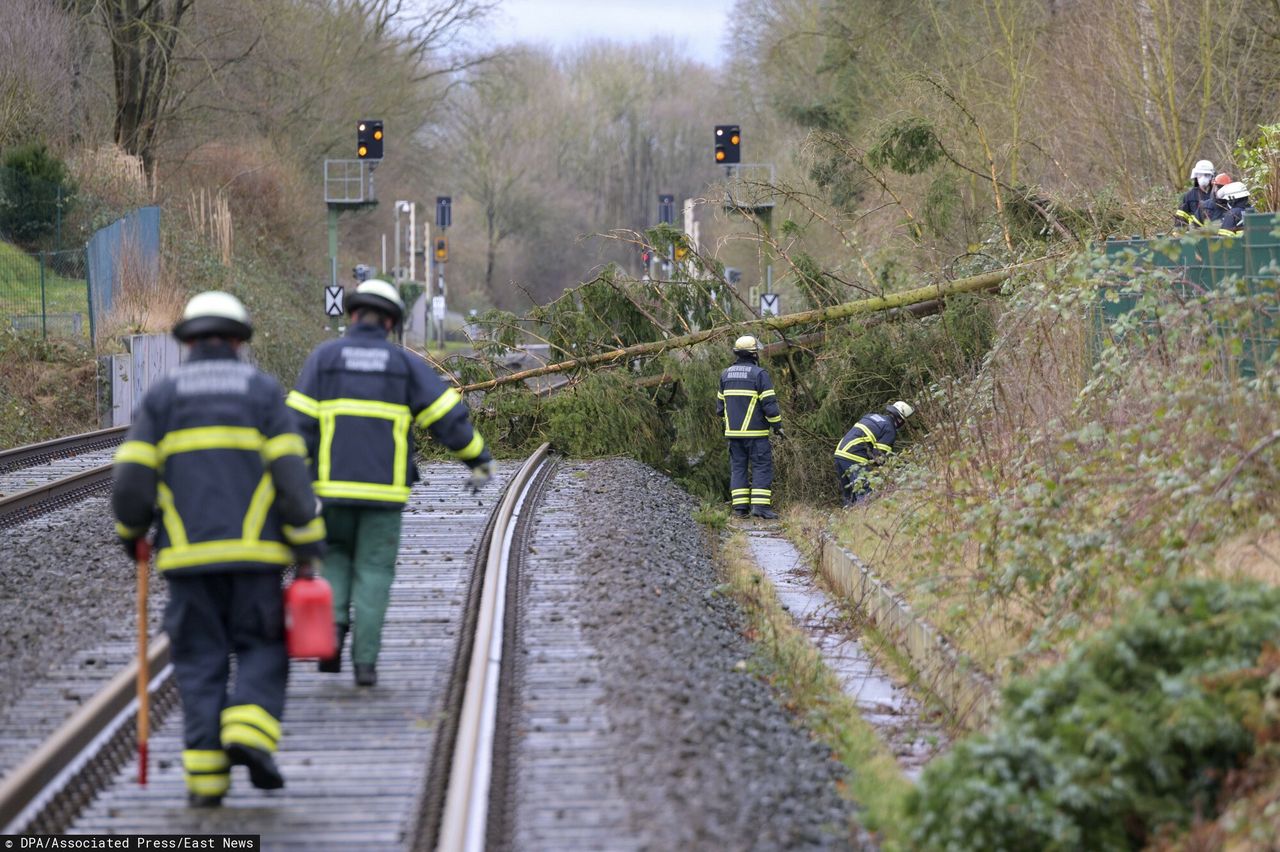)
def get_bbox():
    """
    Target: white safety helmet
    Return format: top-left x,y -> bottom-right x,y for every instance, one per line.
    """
733,334 -> 761,353
1190,159 -> 1215,180
888,401 -> 914,421
347,279 -> 406,323
173,291 -> 253,342
1218,181 -> 1250,203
